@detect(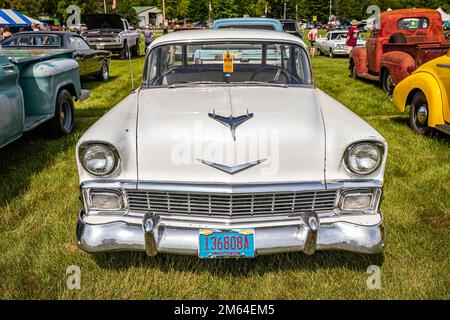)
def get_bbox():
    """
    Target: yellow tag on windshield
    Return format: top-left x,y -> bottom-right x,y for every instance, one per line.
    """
223,52 -> 234,73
